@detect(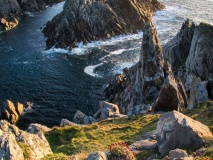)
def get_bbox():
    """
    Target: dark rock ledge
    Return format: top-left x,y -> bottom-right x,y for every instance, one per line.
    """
42,0 -> 165,49
0,0 -> 63,31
